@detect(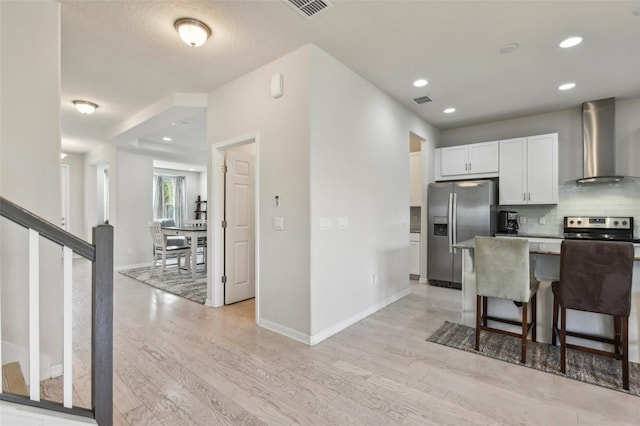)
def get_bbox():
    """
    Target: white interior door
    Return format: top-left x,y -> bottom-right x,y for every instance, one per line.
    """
224,149 -> 255,304
61,165 -> 70,231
